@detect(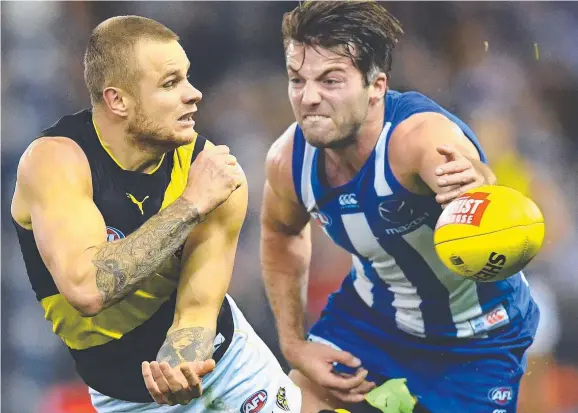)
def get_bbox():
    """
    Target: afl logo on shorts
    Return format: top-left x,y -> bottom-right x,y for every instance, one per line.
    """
106,226 -> 125,242
240,390 -> 267,413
